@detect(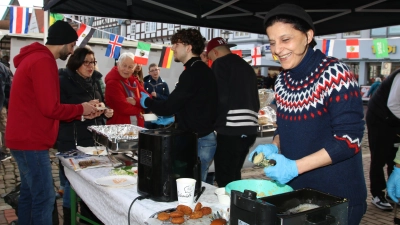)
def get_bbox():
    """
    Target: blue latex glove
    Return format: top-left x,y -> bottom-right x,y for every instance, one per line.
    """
152,116 -> 175,125
248,144 -> 278,162
387,166 -> 400,203
140,92 -> 149,108
264,153 -> 298,184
